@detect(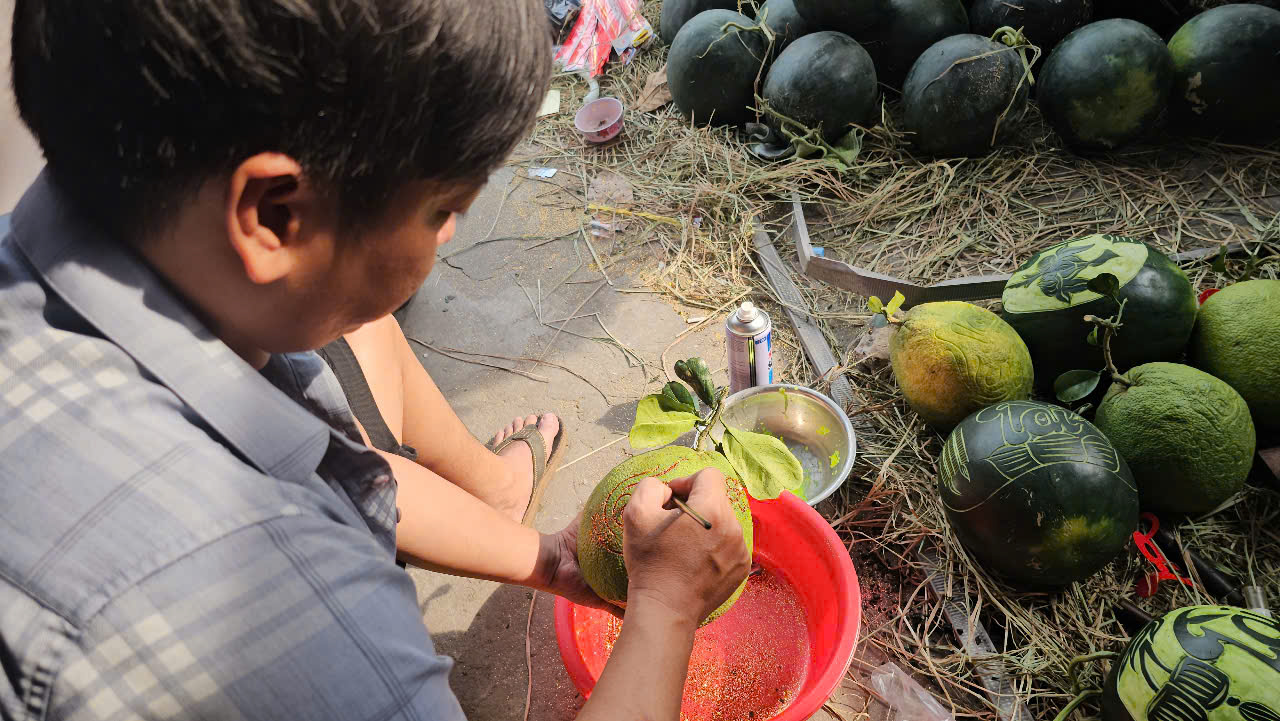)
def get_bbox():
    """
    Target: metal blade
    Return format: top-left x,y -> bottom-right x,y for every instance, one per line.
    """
918,547 -> 1032,721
